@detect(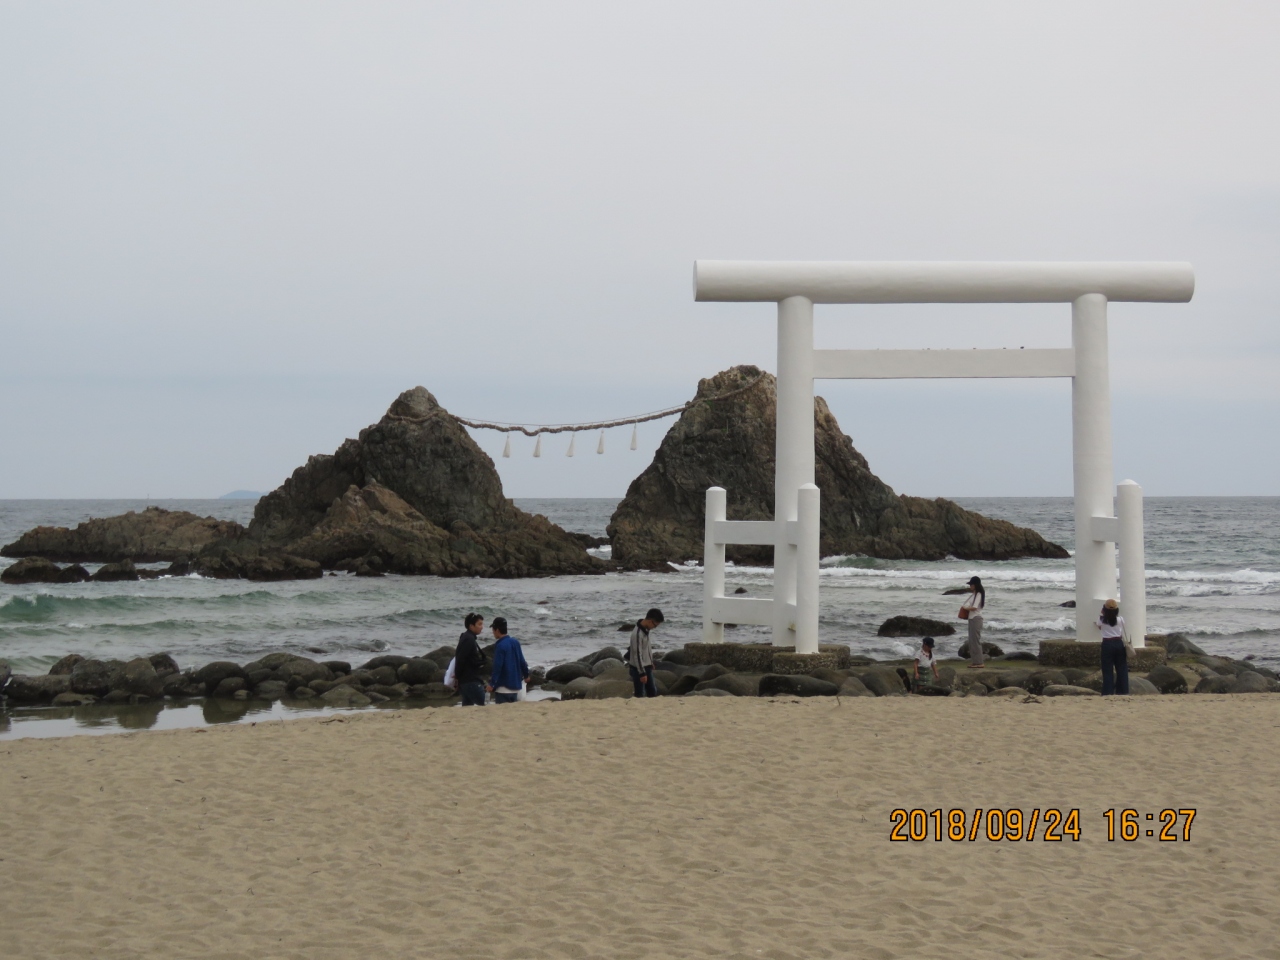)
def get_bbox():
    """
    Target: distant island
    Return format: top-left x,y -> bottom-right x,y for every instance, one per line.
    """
220,491 -> 264,500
